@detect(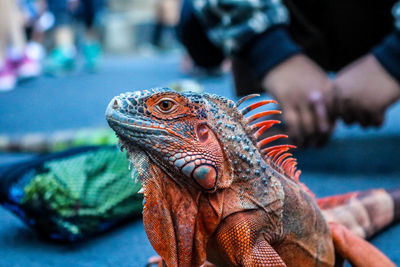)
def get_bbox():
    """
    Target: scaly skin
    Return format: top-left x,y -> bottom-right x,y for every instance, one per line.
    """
106,88 -> 399,267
